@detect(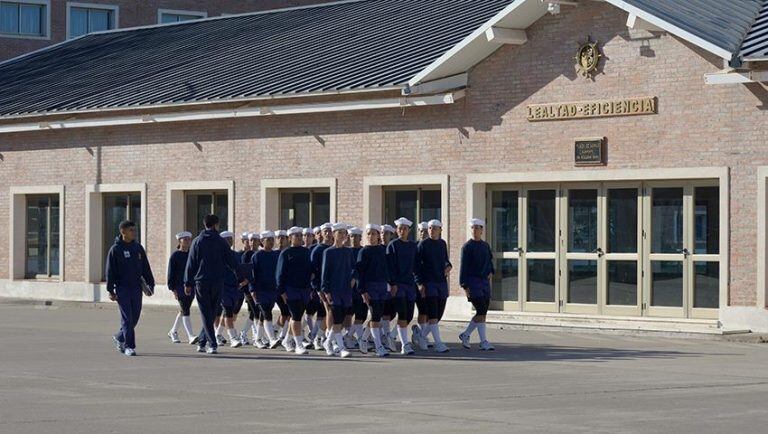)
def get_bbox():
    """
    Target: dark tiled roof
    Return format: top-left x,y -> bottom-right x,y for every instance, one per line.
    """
741,1 -> 768,60
0,0 -> 511,118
